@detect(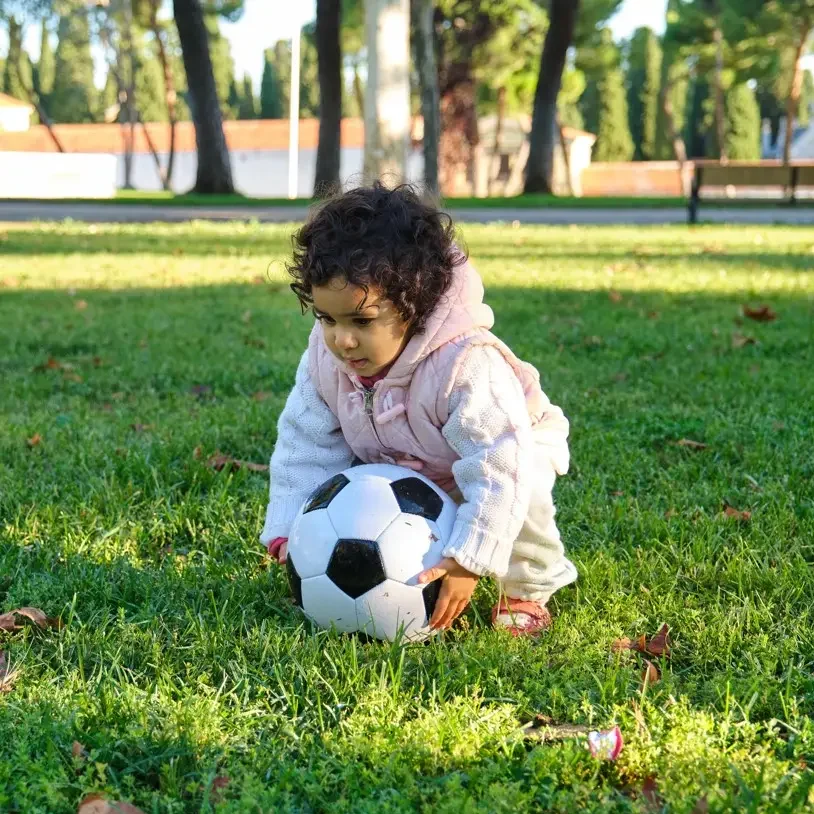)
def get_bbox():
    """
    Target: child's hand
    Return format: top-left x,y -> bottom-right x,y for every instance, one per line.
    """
417,558 -> 479,630
267,537 -> 288,563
